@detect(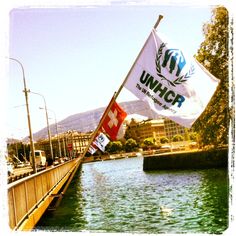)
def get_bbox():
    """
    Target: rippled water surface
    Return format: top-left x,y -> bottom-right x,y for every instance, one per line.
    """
36,157 -> 228,233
